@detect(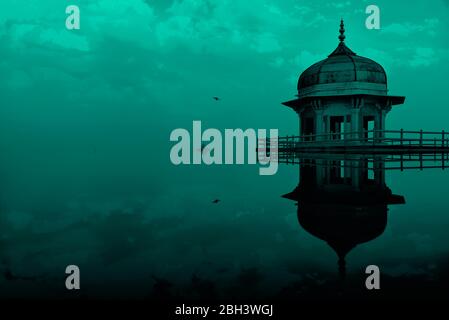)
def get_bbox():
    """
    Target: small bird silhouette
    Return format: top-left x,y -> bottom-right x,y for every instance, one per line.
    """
213,97 -> 221,101
212,199 -> 220,204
